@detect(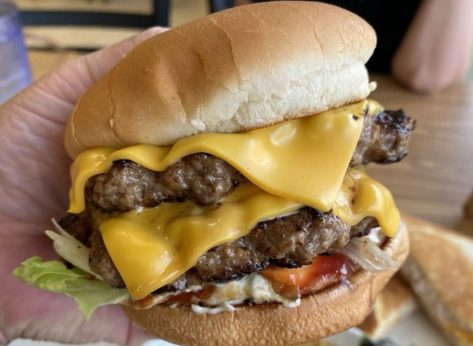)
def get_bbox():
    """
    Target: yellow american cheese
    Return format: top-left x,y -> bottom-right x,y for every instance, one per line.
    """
334,168 -> 400,238
68,101 -> 367,214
